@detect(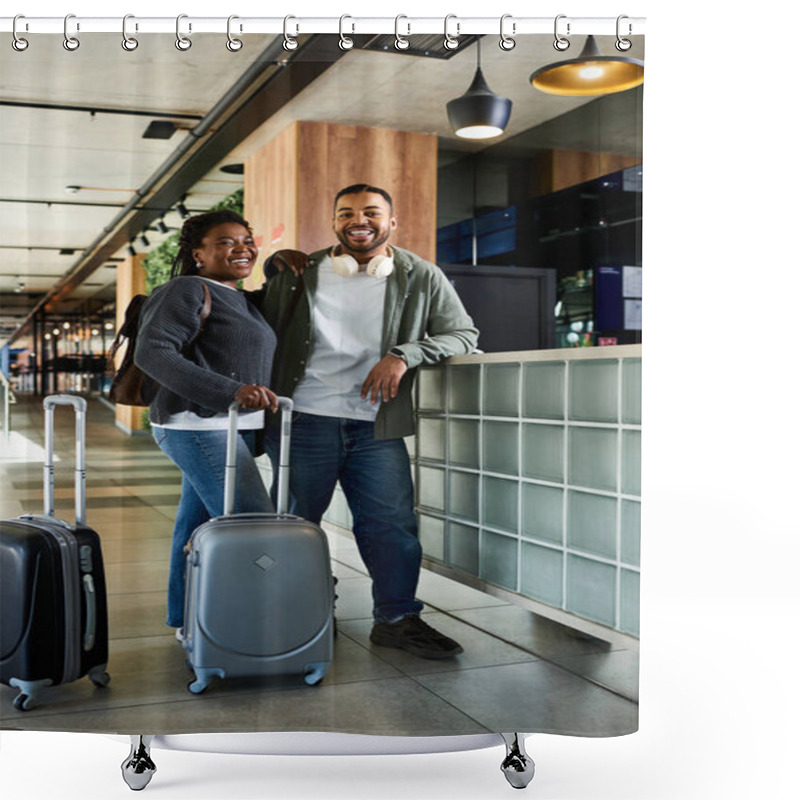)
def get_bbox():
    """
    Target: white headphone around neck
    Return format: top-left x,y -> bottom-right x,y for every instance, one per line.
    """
330,249 -> 394,279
